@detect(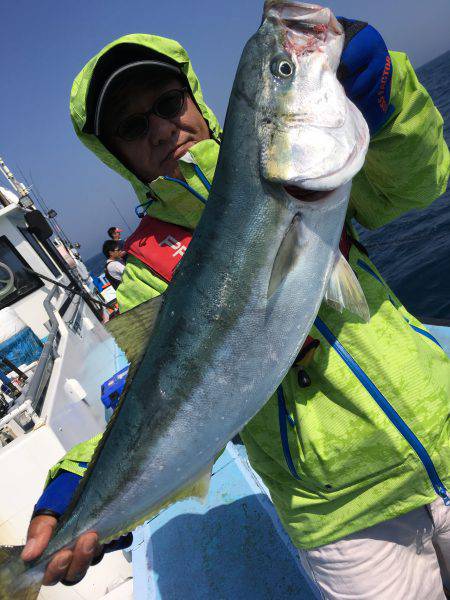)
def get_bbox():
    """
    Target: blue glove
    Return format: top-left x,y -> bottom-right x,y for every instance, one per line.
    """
33,468 -> 133,567
337,17 -> 395,135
